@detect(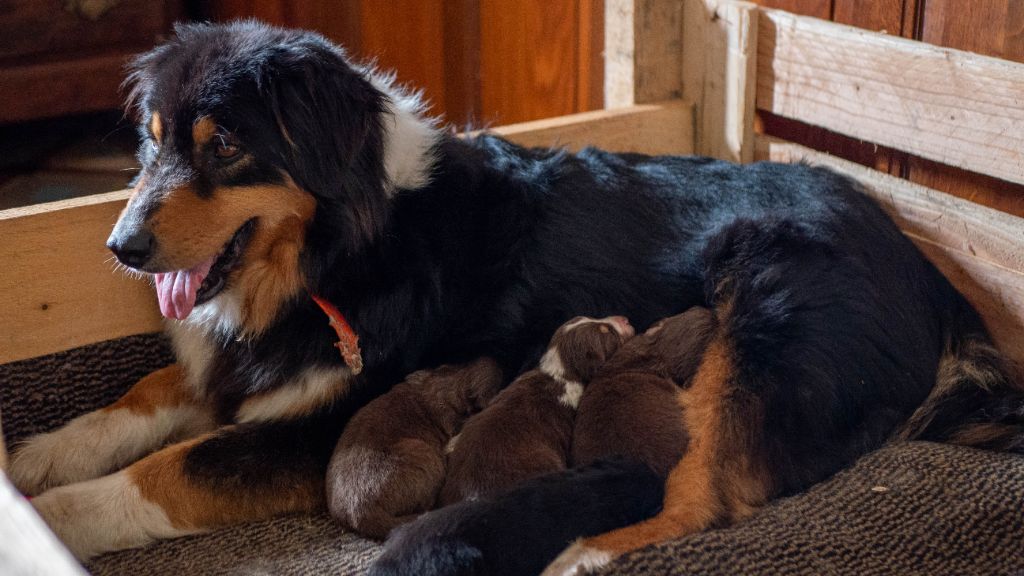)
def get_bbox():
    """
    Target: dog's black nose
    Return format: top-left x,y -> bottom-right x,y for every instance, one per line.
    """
107,229 -> 155,268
